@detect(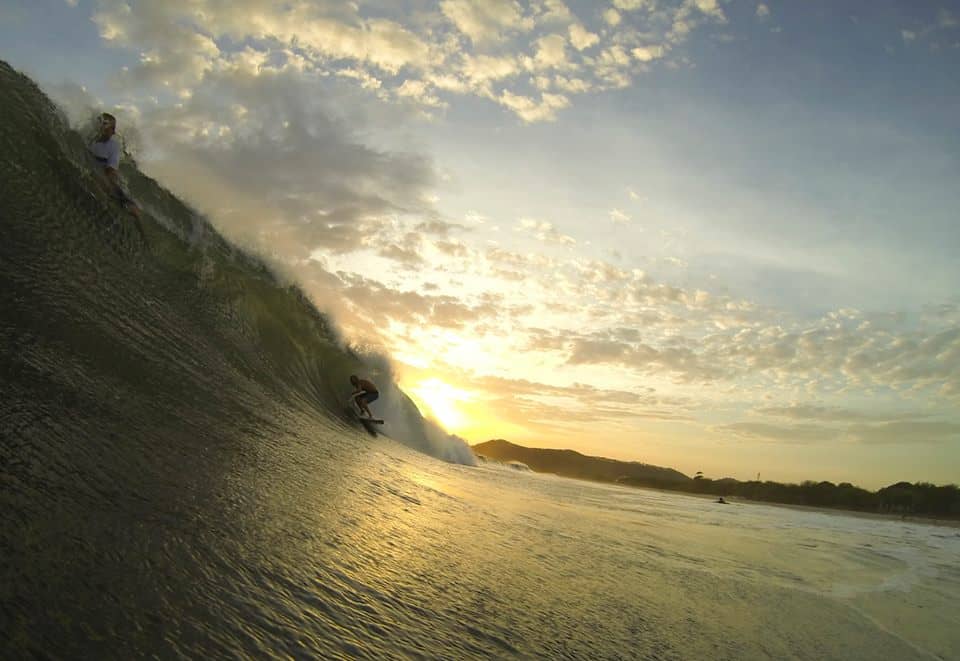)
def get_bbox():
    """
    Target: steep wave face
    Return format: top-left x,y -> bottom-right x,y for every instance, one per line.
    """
1,60 -> 474,653
0,60 -> 472,461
